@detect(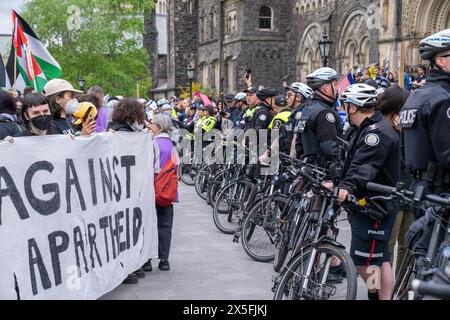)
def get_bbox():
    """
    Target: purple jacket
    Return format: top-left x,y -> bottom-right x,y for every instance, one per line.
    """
153,133 -> 179,202
96,108 -> 108,133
